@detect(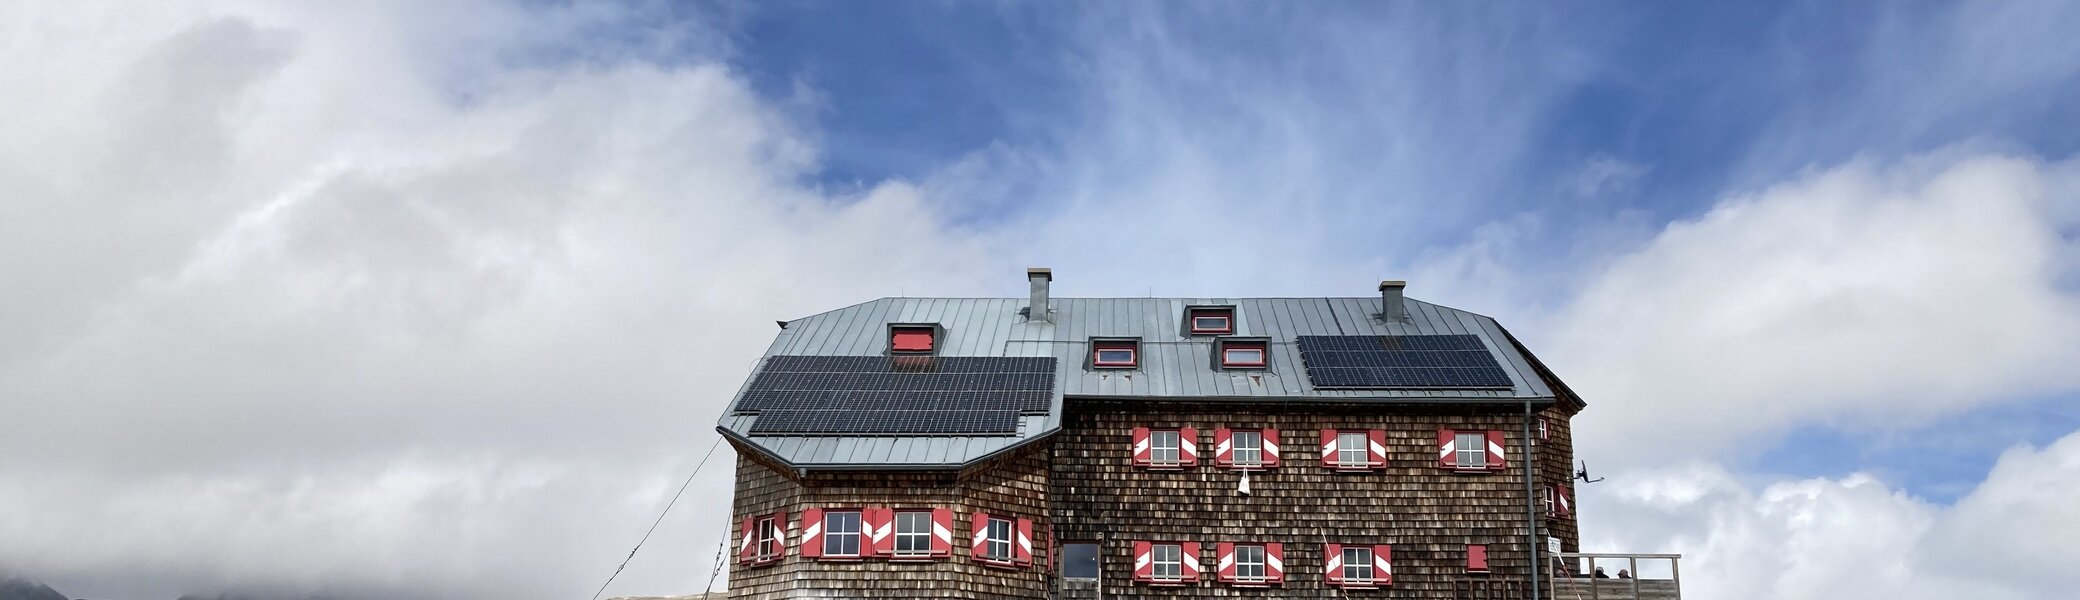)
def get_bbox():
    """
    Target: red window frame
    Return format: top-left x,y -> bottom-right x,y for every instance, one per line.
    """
1220,340 -> 1268,367
1188,307 -> 1235,334
1092,340 -> 1138,368
891,326 -> 934,353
